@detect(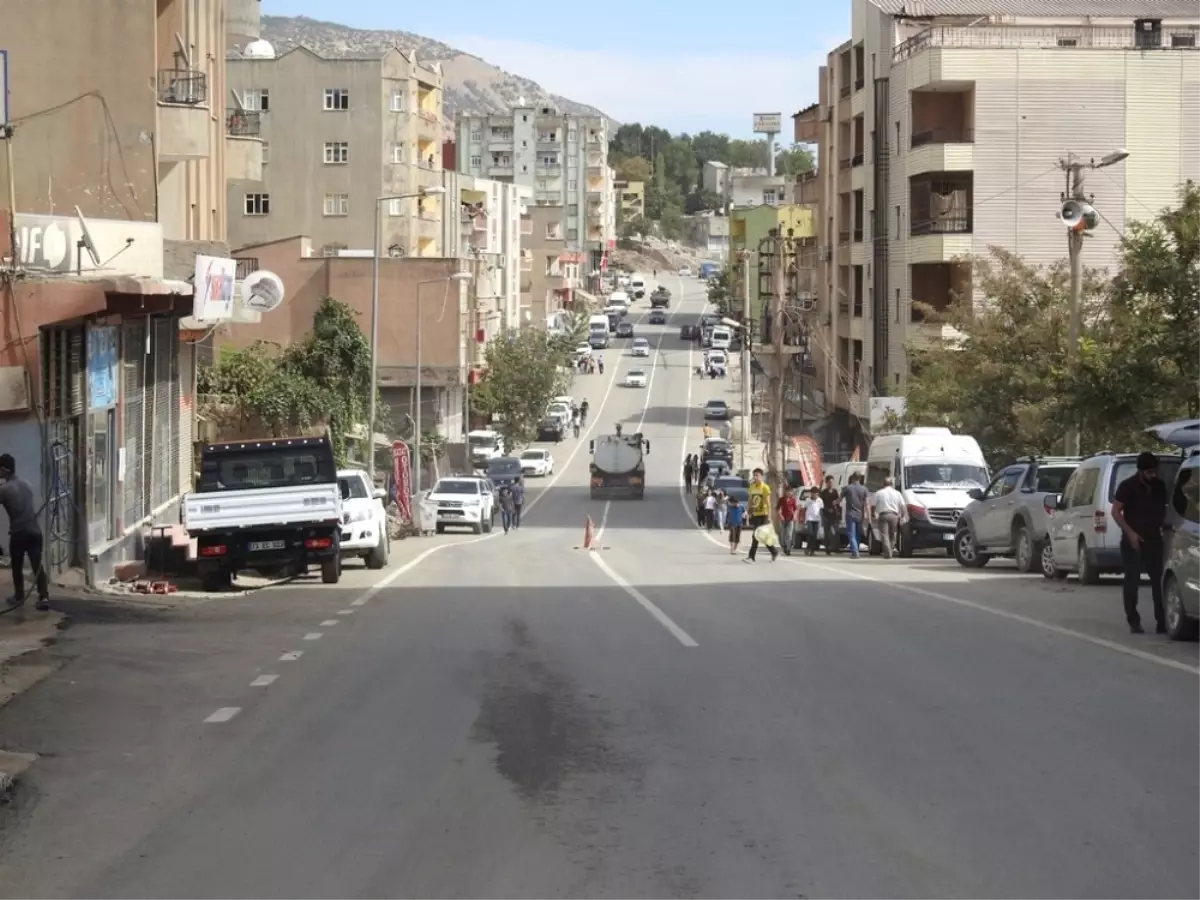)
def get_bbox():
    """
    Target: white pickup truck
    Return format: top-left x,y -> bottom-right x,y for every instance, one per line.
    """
184,435 -> 344,591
